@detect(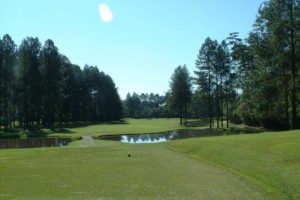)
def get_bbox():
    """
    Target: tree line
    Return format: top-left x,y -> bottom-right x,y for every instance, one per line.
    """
0,35 -> 122,131
124,92 -> 170,118
231,0 -> 300,130
169,0 -> 300,130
